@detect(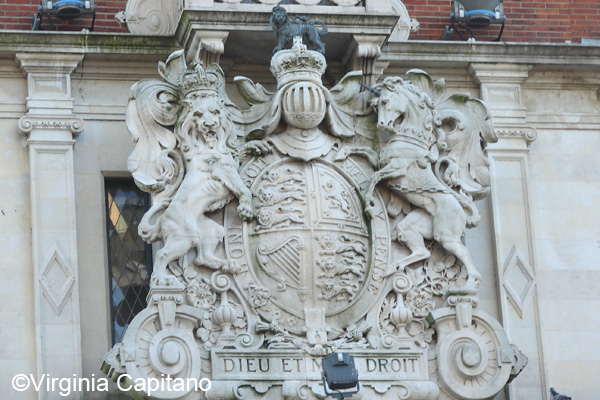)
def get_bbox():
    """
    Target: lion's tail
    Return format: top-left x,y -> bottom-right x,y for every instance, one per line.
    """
138,202 -> 166,243
138,150 -> 185,243
316,21 -> 328,36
